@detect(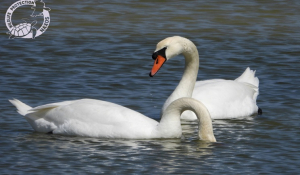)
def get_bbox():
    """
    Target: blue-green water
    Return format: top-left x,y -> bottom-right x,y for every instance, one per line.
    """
0,0 -> 299,174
